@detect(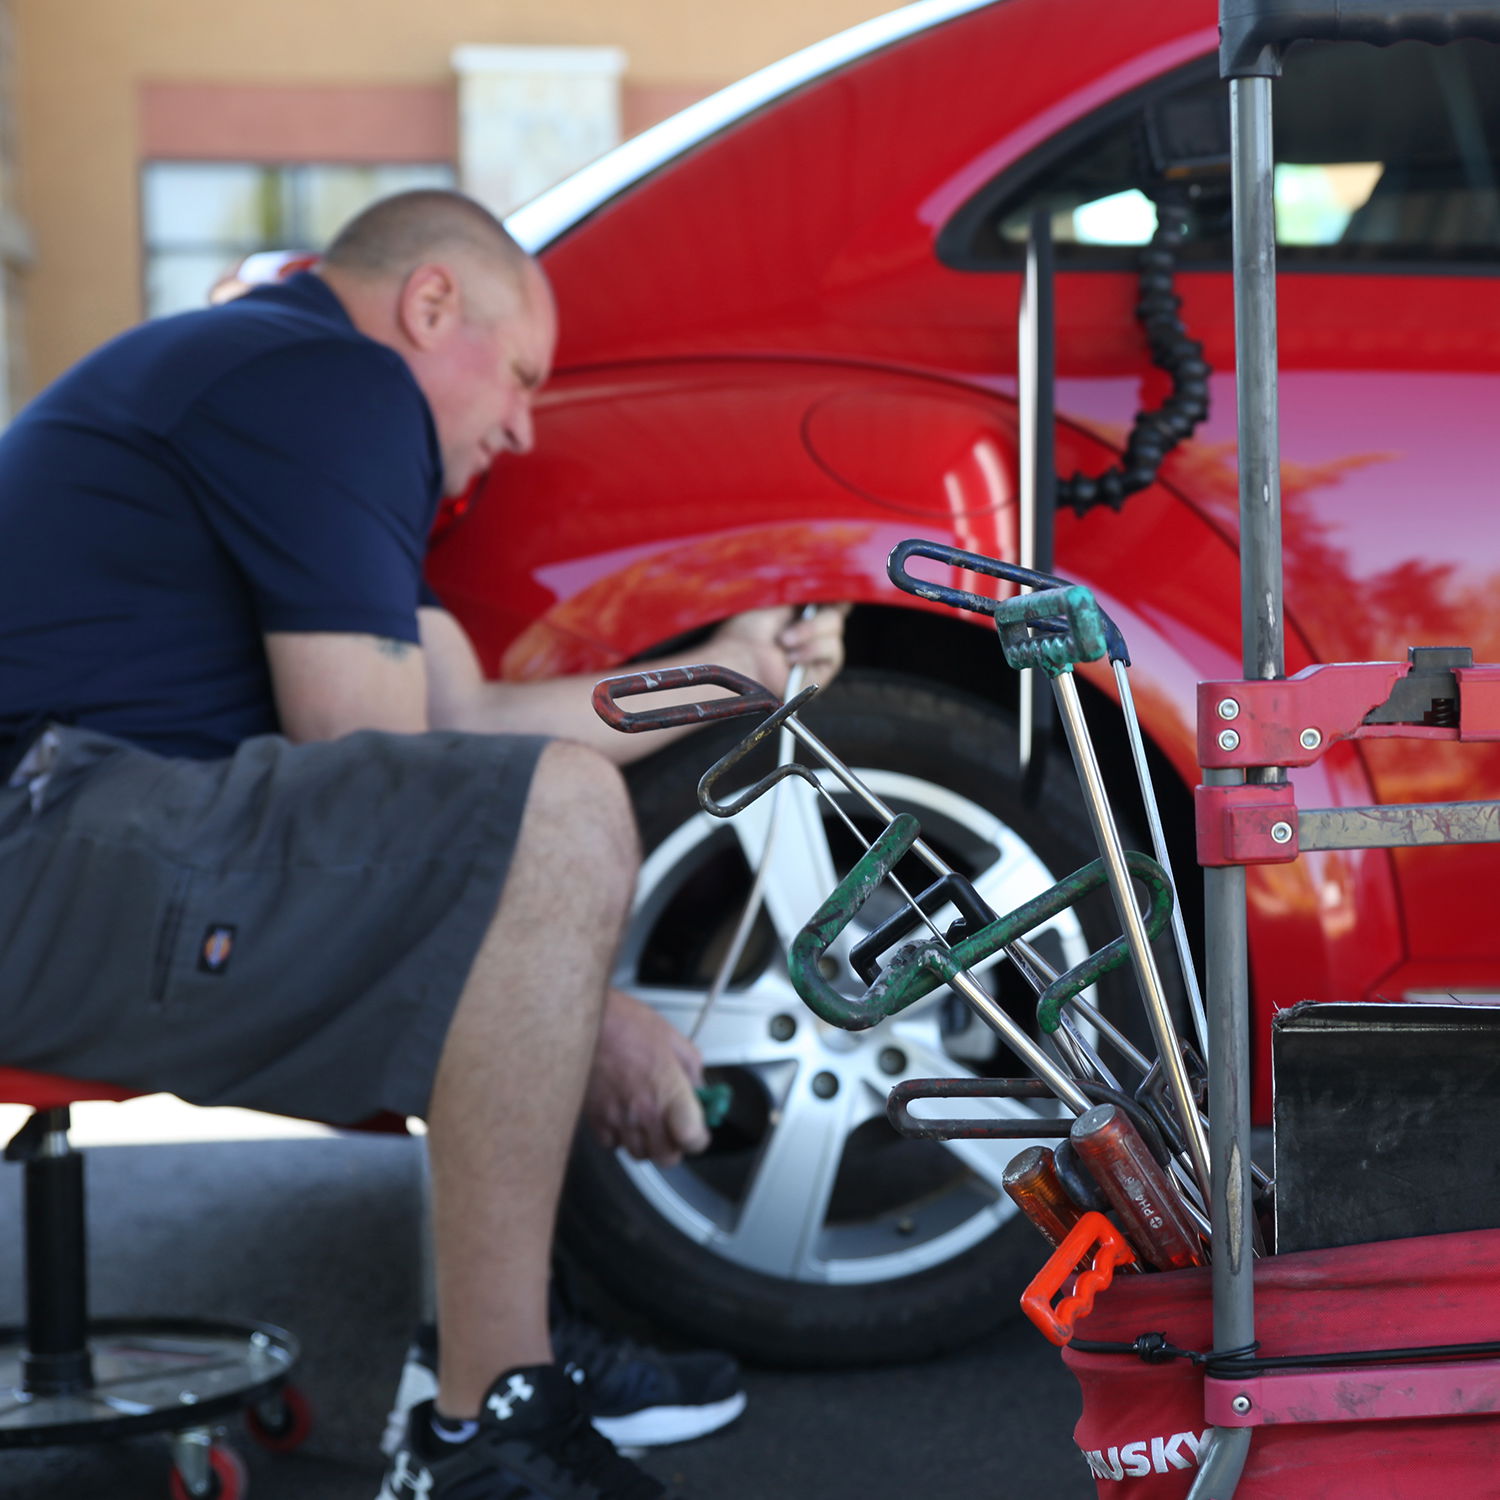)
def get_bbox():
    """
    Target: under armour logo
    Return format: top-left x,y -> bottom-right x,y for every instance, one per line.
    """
487,1373 -> 536,1422
386,1452 -> 433,1498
